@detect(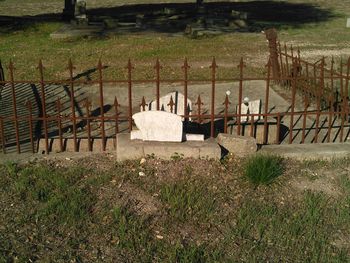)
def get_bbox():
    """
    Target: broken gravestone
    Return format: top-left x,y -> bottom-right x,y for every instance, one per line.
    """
142,91 -> 192,119
131,111 -> 183,142
131,111 -> 204,142
237,98 -> 261,122
73,0 -> 88,26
